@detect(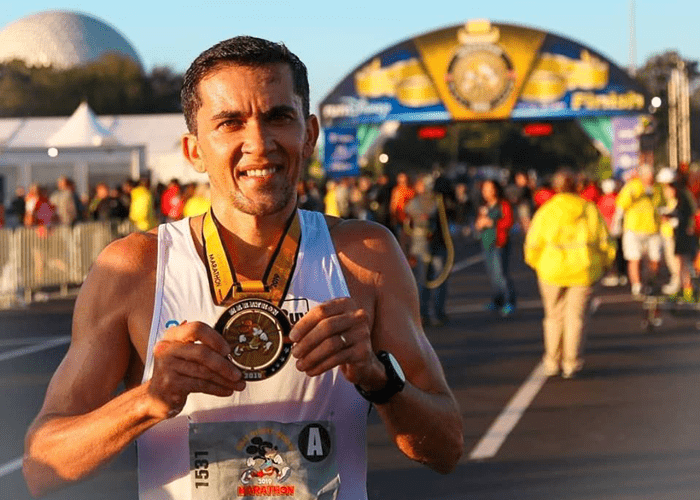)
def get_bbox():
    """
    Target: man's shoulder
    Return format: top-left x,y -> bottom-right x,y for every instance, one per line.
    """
328,217 -> 394,244
328,217 -> 399,263
95,229 -> 159,278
